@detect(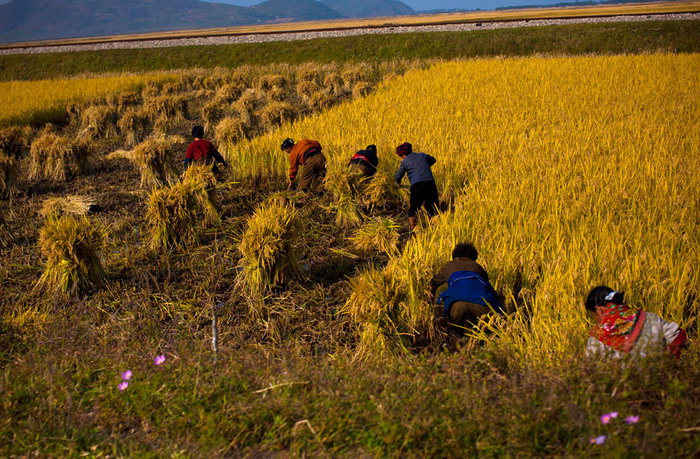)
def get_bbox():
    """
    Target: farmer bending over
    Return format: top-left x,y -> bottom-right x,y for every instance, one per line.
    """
394,142 -> 438,230
348,144 -> 379,179
430,243 -> 502,336
585,286 -> 687,360
184,125 -> 227,173
281,138 -> 326,192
